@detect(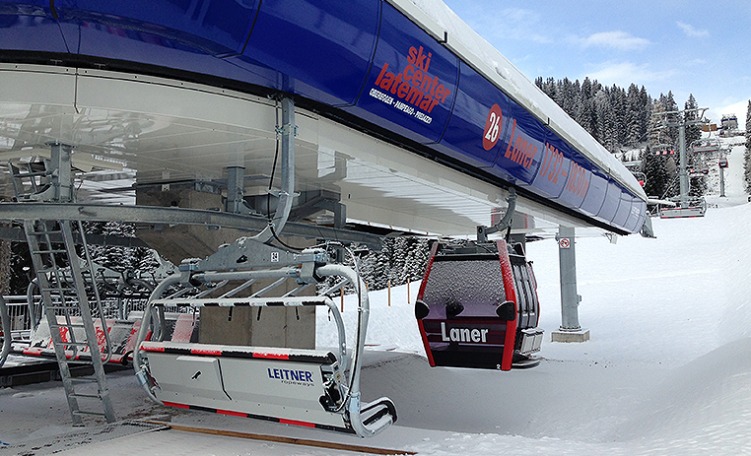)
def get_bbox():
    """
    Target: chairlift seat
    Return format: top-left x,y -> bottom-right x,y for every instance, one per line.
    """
140,341 -> 357,432
659,198 -> 707,219
16,316 -> 143,365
